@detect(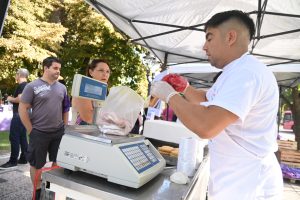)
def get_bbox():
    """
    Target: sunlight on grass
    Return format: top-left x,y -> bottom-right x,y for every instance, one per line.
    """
0,131 -> 10,150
